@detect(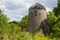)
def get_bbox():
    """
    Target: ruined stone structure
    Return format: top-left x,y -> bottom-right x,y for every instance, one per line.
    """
26,3 -> 49,34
